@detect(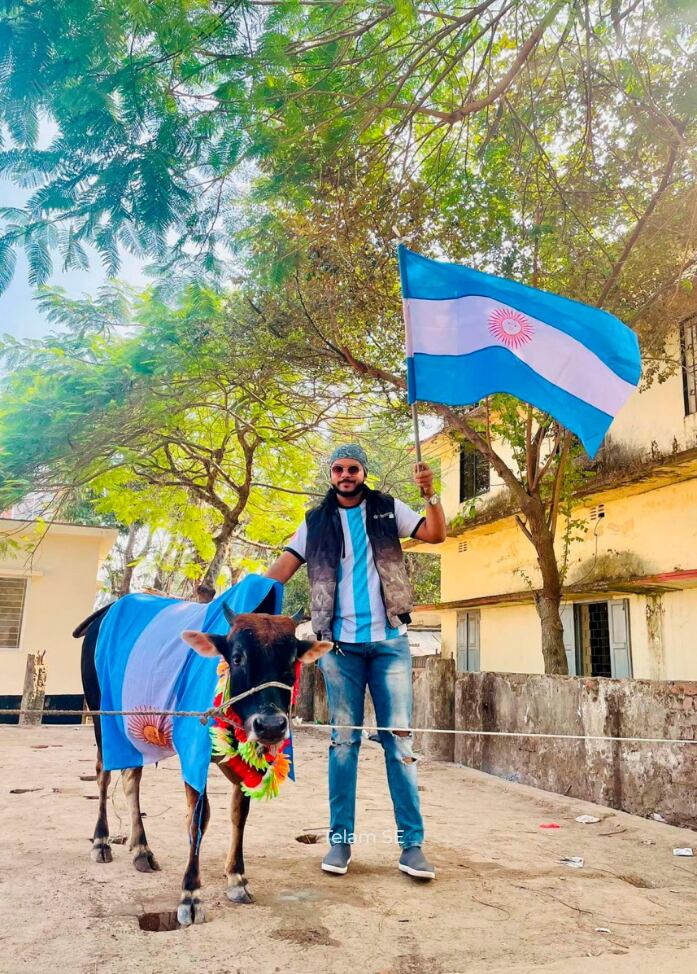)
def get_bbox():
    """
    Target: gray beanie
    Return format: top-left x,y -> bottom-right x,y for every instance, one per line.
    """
329,443 -> 368,472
